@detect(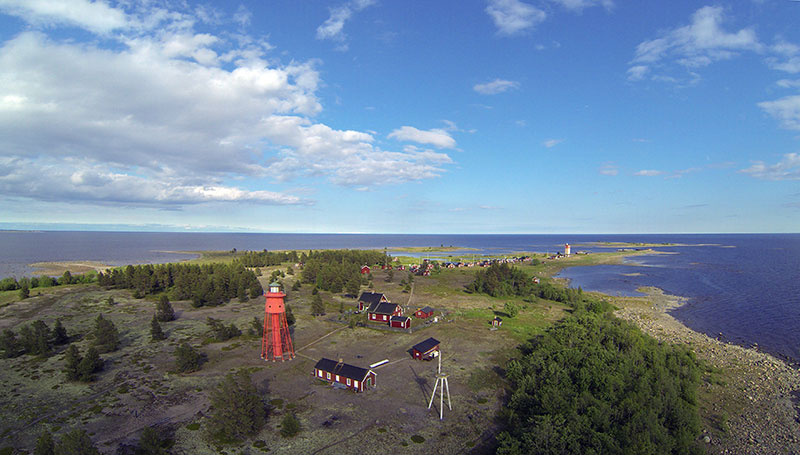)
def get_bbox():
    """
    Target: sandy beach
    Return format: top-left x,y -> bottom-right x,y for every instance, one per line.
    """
613,287 -> 800,454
